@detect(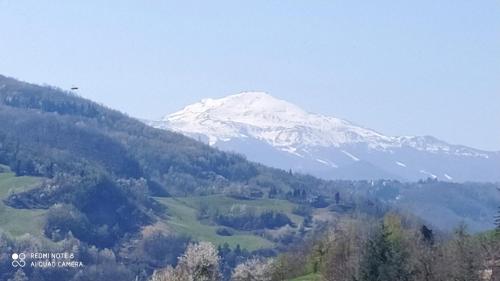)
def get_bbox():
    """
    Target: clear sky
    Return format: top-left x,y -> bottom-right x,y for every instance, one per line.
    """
1,1 -> 499,150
